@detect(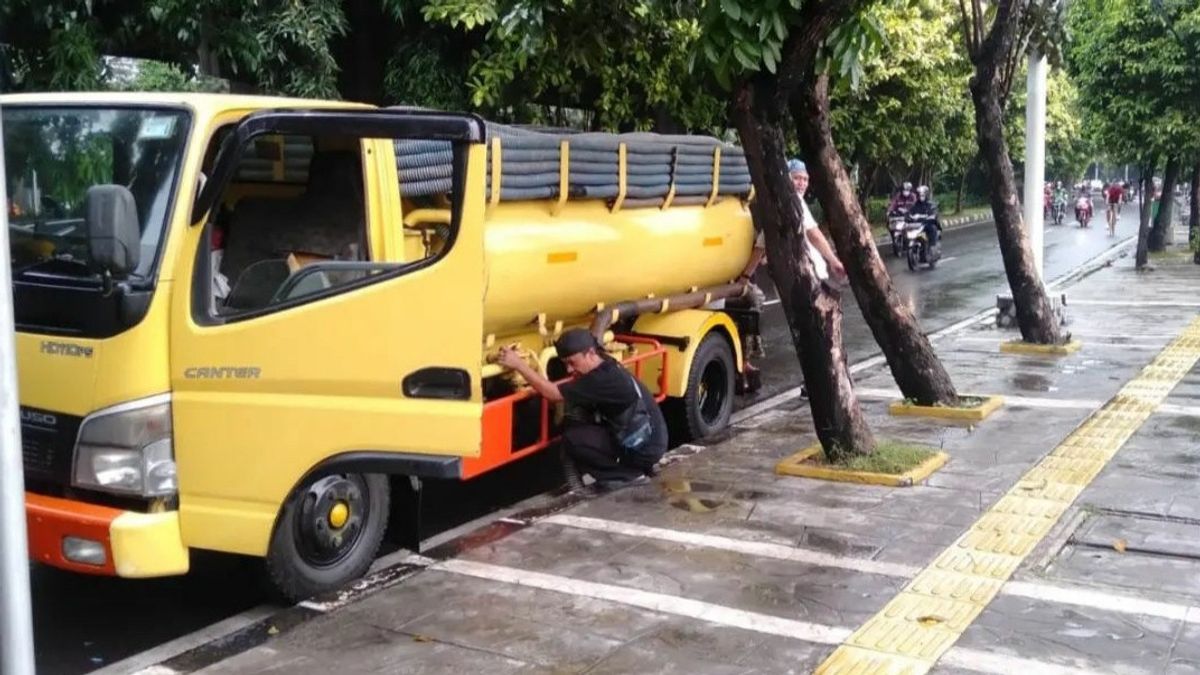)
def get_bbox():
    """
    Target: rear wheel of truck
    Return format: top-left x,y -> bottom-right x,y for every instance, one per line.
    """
675,333 -> 736,442
266,472 -> 390,602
